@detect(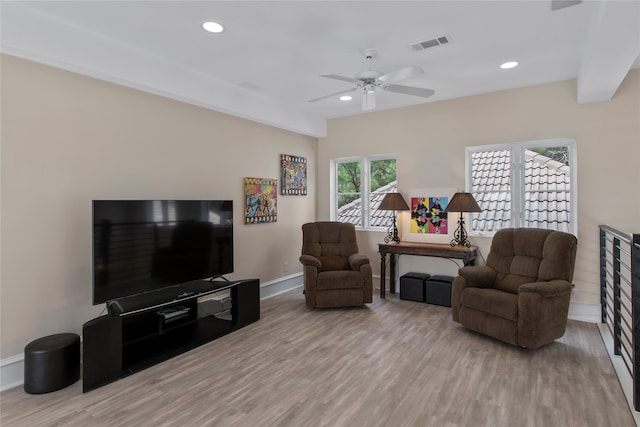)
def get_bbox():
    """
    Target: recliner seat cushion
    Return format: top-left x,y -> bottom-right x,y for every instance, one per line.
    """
317,271 -> 364,290
495,273 -> 537,294
319,255 -> 349,271
461,288 -> 519,321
